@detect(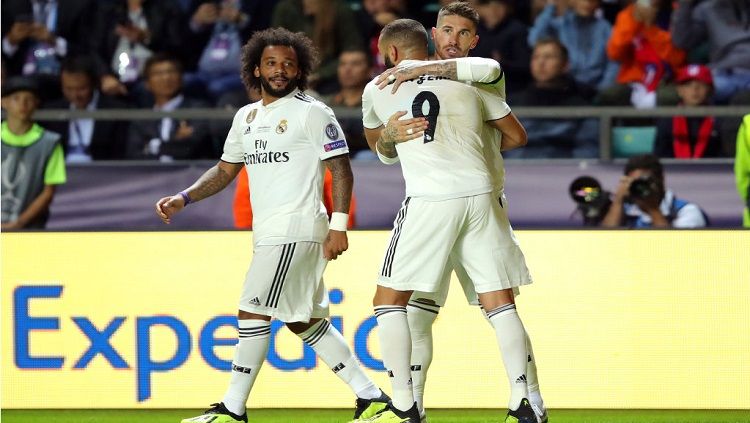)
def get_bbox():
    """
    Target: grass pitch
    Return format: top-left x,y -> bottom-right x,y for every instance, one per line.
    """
2,409 -> 750,423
